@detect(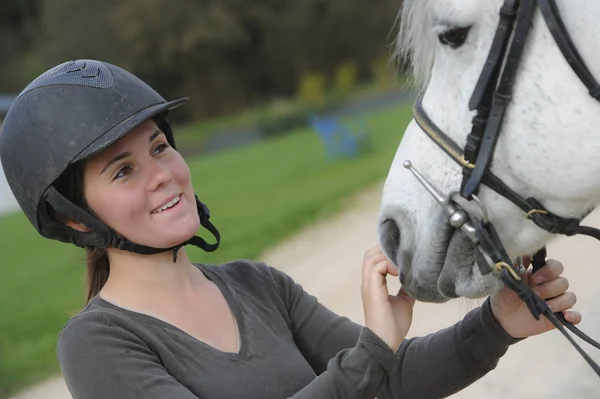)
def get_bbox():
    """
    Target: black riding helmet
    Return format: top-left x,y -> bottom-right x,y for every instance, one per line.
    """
0,59 -> 220,260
